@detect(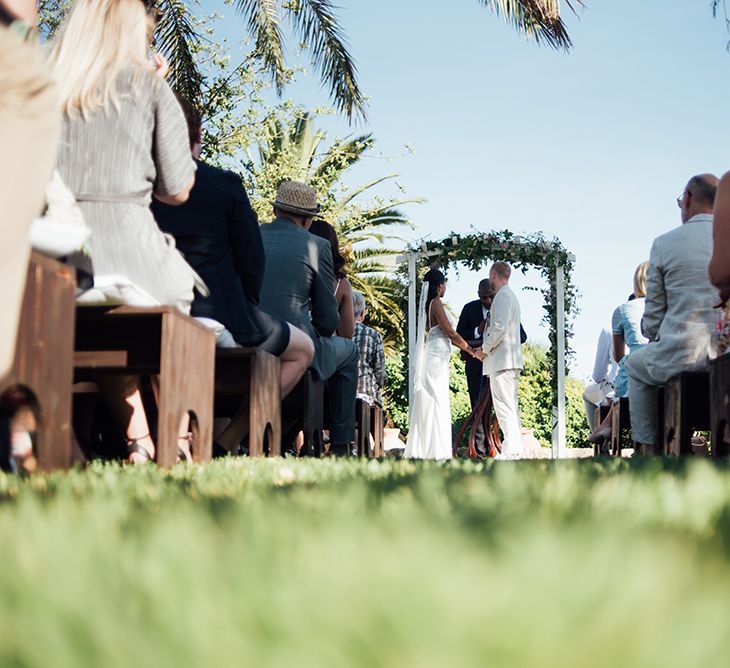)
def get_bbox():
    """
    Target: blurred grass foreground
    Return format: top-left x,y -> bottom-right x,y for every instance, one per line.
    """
1,458 -> 730,667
